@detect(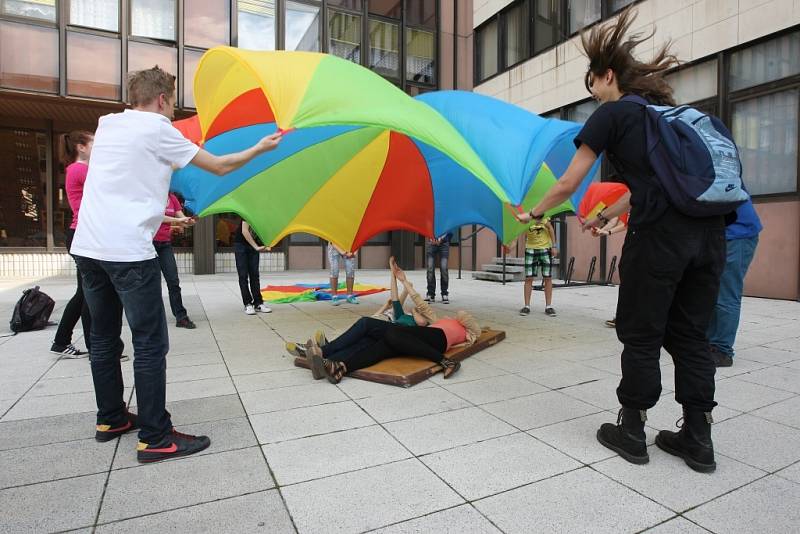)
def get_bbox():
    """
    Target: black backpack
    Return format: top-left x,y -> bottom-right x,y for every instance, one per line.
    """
10,286 -> 55,333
